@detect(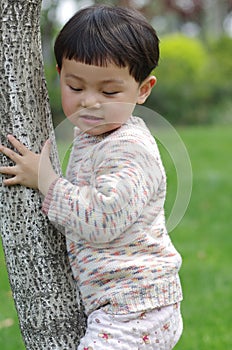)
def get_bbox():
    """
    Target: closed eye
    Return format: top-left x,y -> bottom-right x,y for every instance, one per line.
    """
69,86 -> 82,92
103,91 -> 120,95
